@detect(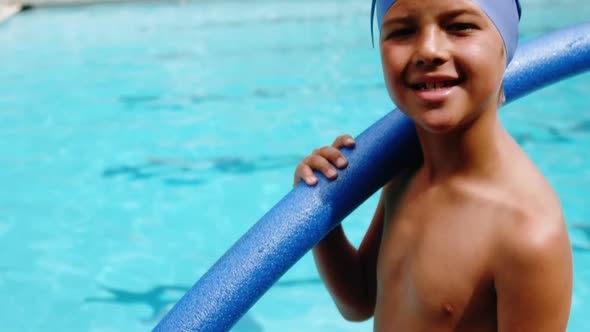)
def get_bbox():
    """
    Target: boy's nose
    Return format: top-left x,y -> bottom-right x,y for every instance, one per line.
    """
414,27 -> 449,67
